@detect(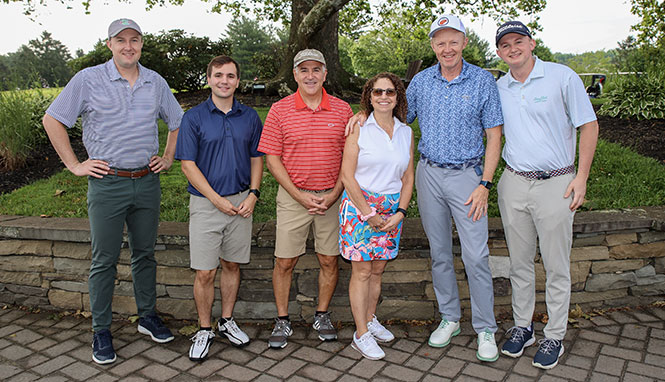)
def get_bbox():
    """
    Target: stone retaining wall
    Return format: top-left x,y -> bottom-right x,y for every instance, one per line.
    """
1,208 -> 664,322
